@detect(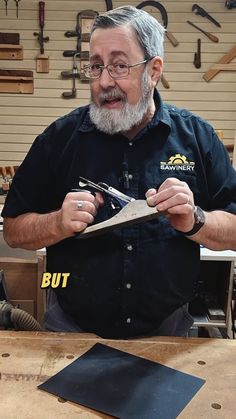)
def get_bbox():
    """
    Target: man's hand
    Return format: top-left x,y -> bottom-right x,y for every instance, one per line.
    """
146,177 -> 195,233
57,191 -> 104,236
3,191 -> 104,251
